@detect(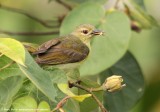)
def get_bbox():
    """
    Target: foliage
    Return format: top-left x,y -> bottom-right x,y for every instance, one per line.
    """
0,0 -> 159,112
100,52 -> 145,112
